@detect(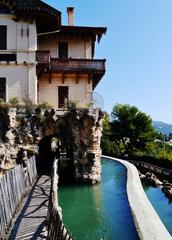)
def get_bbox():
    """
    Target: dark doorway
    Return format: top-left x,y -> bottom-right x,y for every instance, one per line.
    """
0,78 -> 6,101
37,135 -> 75,182
58,42 -> 68,59
0,26 -> 7,50
58,86 -> 68,108
37,135 -> 58,175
